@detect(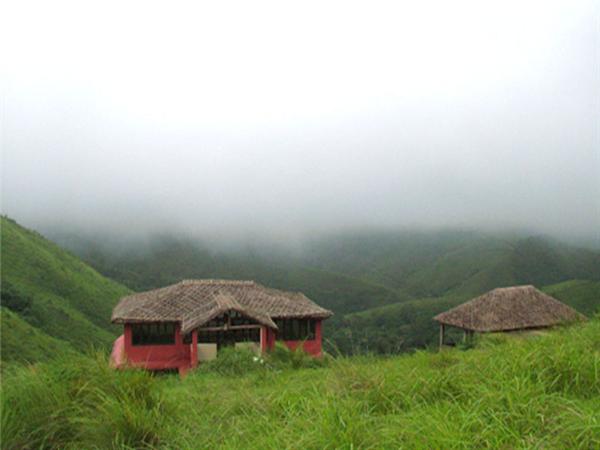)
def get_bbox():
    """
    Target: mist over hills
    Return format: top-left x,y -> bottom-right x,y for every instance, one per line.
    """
44,221 -> 600,354
50,225 -> 600,297
2,214 -> 600,363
